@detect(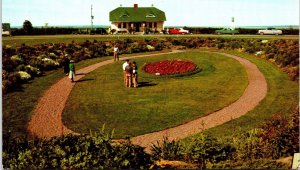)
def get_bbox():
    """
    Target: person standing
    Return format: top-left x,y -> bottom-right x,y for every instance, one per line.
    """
125,62 -> 133,87
122,59 -> 129,84
132,61 -> 138,88
113,45 -> 119,61
63,56 -> 70,76
68,60 -> 76,82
